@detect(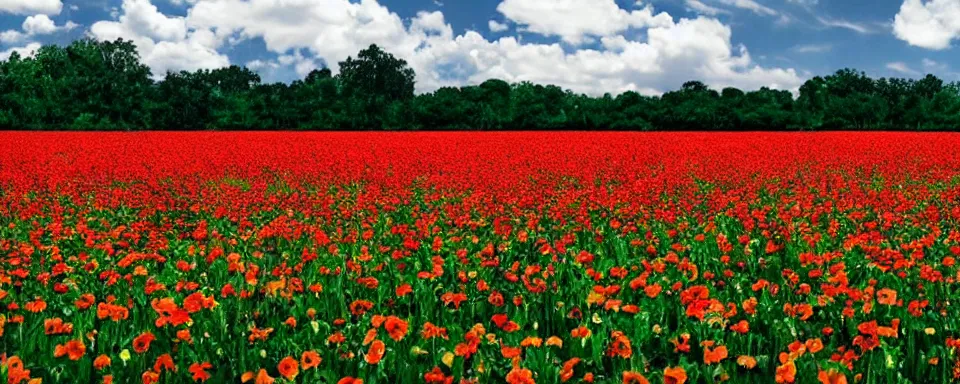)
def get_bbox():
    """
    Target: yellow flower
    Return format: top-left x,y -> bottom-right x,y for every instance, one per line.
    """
119,349 -> 131,363
441,352 -> 455,367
